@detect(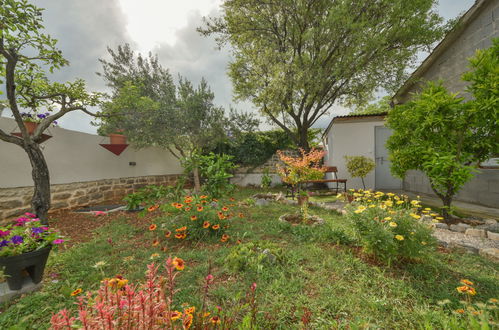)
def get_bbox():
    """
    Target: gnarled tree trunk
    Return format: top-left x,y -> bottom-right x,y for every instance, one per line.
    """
24,142 -> 51,225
